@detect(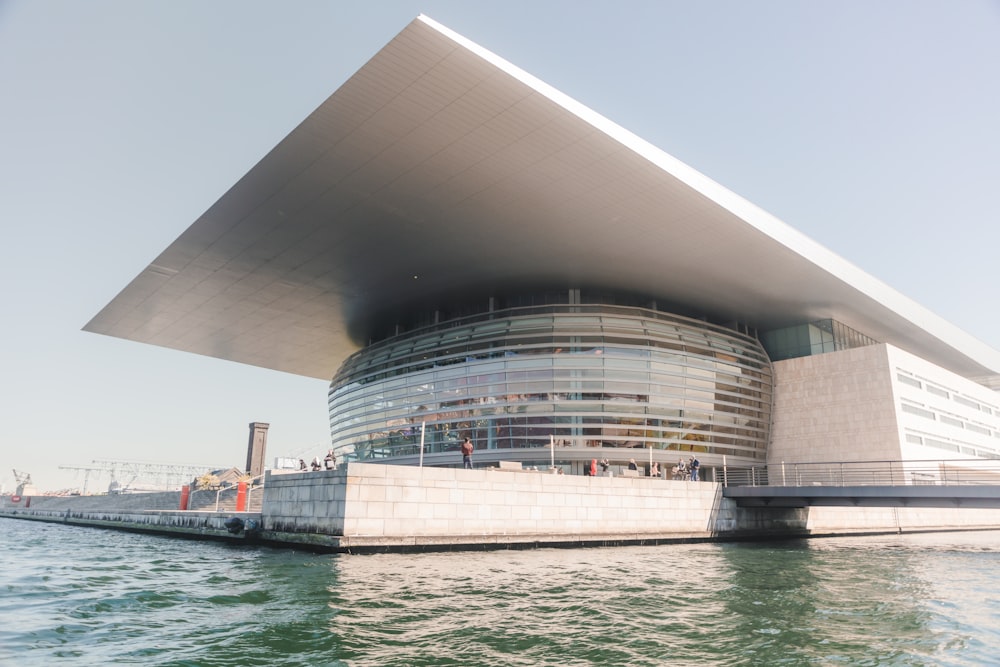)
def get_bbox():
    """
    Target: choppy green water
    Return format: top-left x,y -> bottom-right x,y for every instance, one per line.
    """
2,518 -> 998,666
